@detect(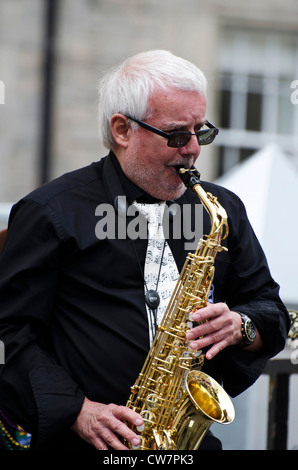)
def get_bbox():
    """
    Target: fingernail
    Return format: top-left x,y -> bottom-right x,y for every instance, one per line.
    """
186,331 -> 193,340
135,418 -> 144,432
131,437 -> 140,449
